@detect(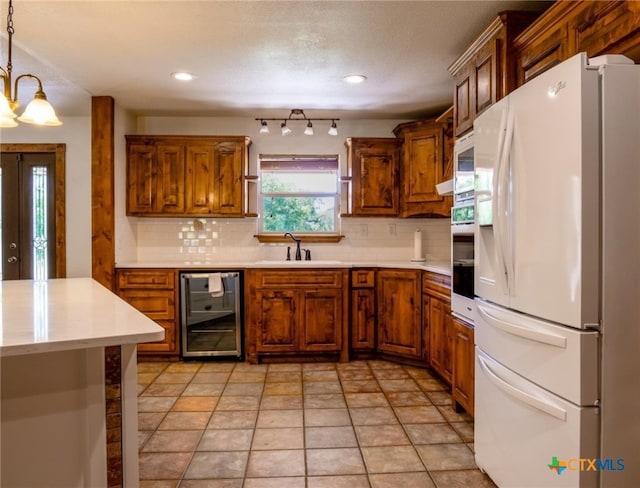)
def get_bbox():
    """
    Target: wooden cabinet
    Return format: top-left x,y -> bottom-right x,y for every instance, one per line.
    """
245,269 -> 349,363
514,1 -> 640,86
350,269 -> 376,356
115,268 -> 179,356
452,317 -> 475,416
376,269 -> 422,359
344,138 -> 401,217
423,271 -> 453,385
448,11 -> 543,136
393,118 -> 453,218
126,135 -> 250,217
